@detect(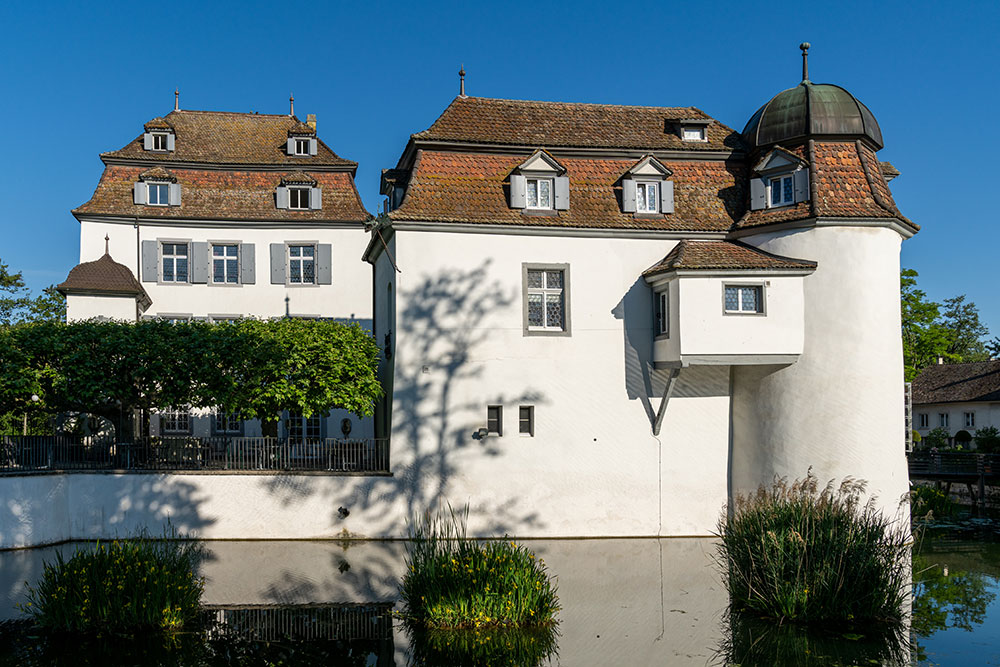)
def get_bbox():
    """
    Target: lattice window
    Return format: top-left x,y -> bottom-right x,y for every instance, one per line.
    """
527,269 -> 564,330
724,285 -> 763,313
161,408 -> 190,433
161,242 -> 189,282
288,245 -> 315,284
212,244 -> 239,284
